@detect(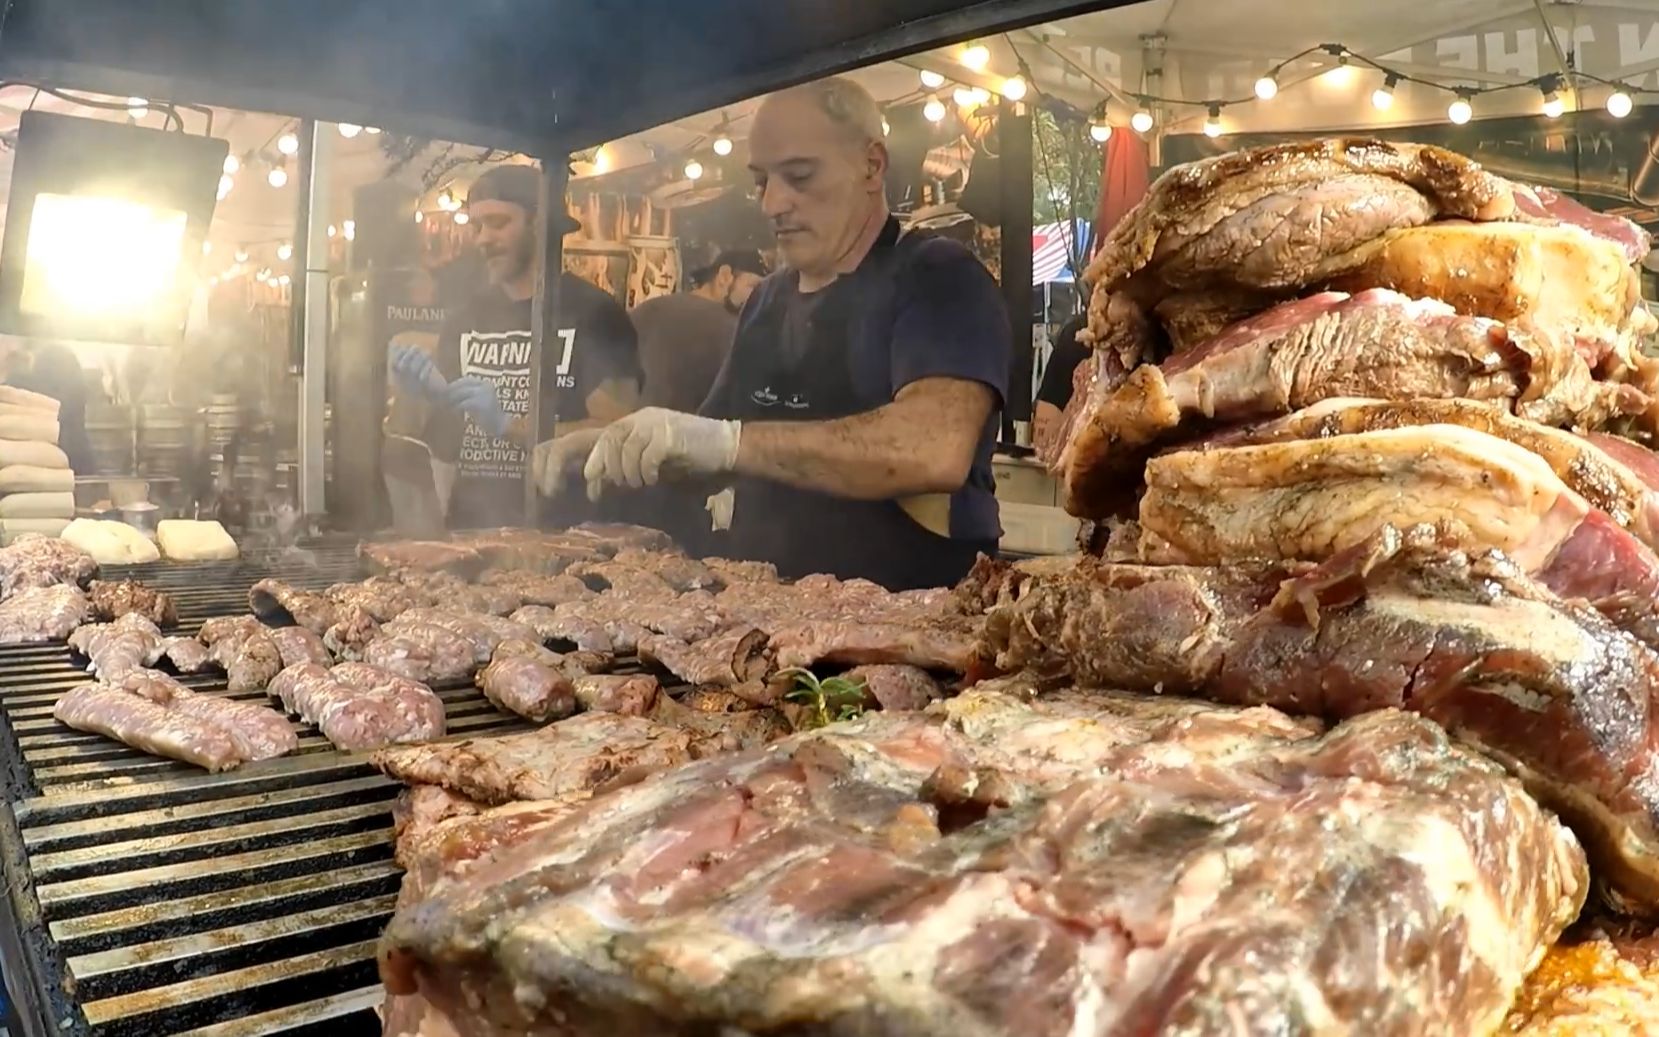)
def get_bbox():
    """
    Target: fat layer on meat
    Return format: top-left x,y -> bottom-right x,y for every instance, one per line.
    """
379,684 -> 1584,1037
